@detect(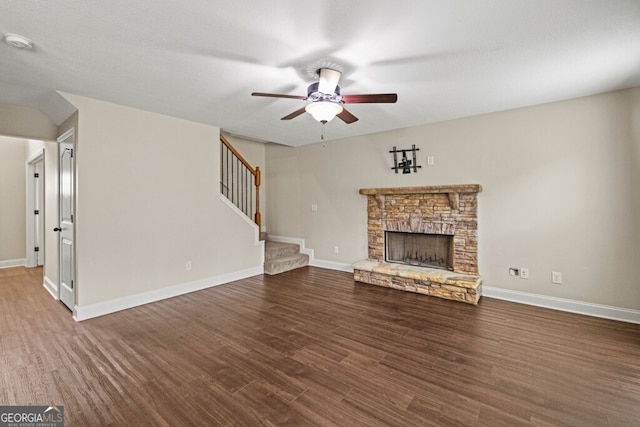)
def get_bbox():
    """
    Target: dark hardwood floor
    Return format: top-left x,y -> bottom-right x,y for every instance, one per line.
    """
1,266 -> 639,426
